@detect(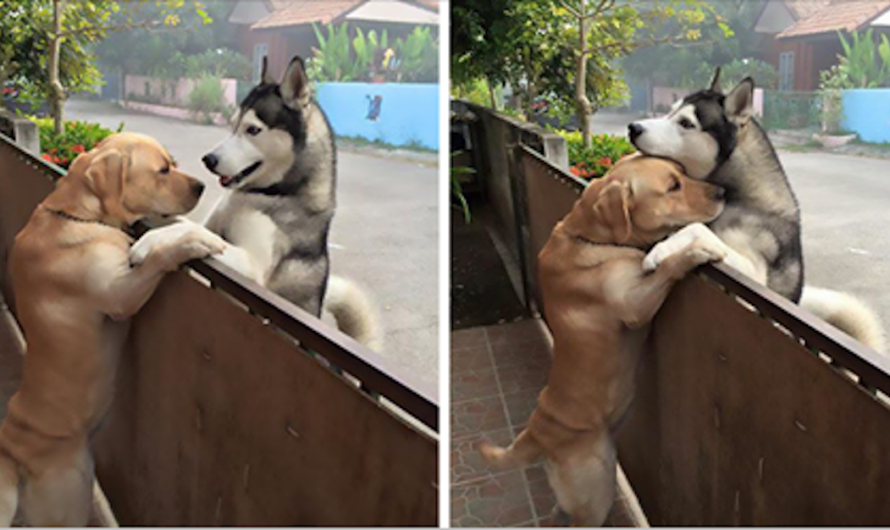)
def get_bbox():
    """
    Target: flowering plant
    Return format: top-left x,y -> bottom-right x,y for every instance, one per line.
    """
30,117 -> 123,170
